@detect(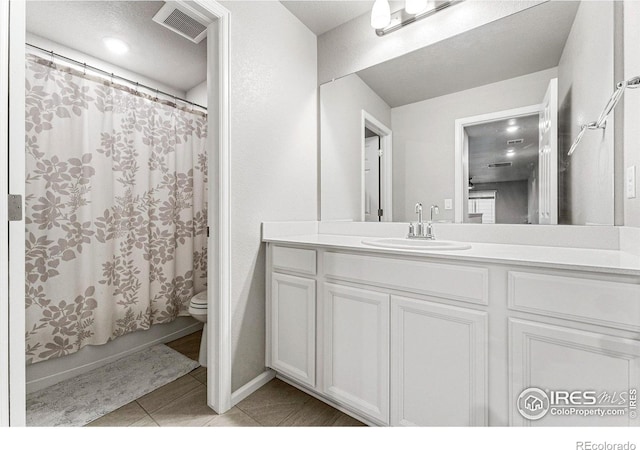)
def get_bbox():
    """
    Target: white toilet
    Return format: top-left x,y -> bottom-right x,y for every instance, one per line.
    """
188,291 -> 208,367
